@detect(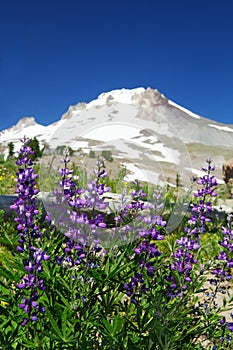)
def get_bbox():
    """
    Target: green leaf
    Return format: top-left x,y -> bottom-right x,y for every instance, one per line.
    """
0,280 -> 10,294
56,289 -> 73,309
104,256 -> 110,275
62,308 -> 68,337
46,310 -> 63,340
0,267 -> 15,282
57,275 -> 72,291
108,251 -> 134,279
